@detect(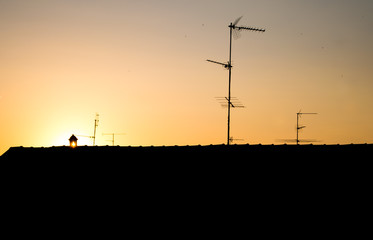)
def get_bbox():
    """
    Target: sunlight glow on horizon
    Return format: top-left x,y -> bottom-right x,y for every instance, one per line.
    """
1,0 -> 373,154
